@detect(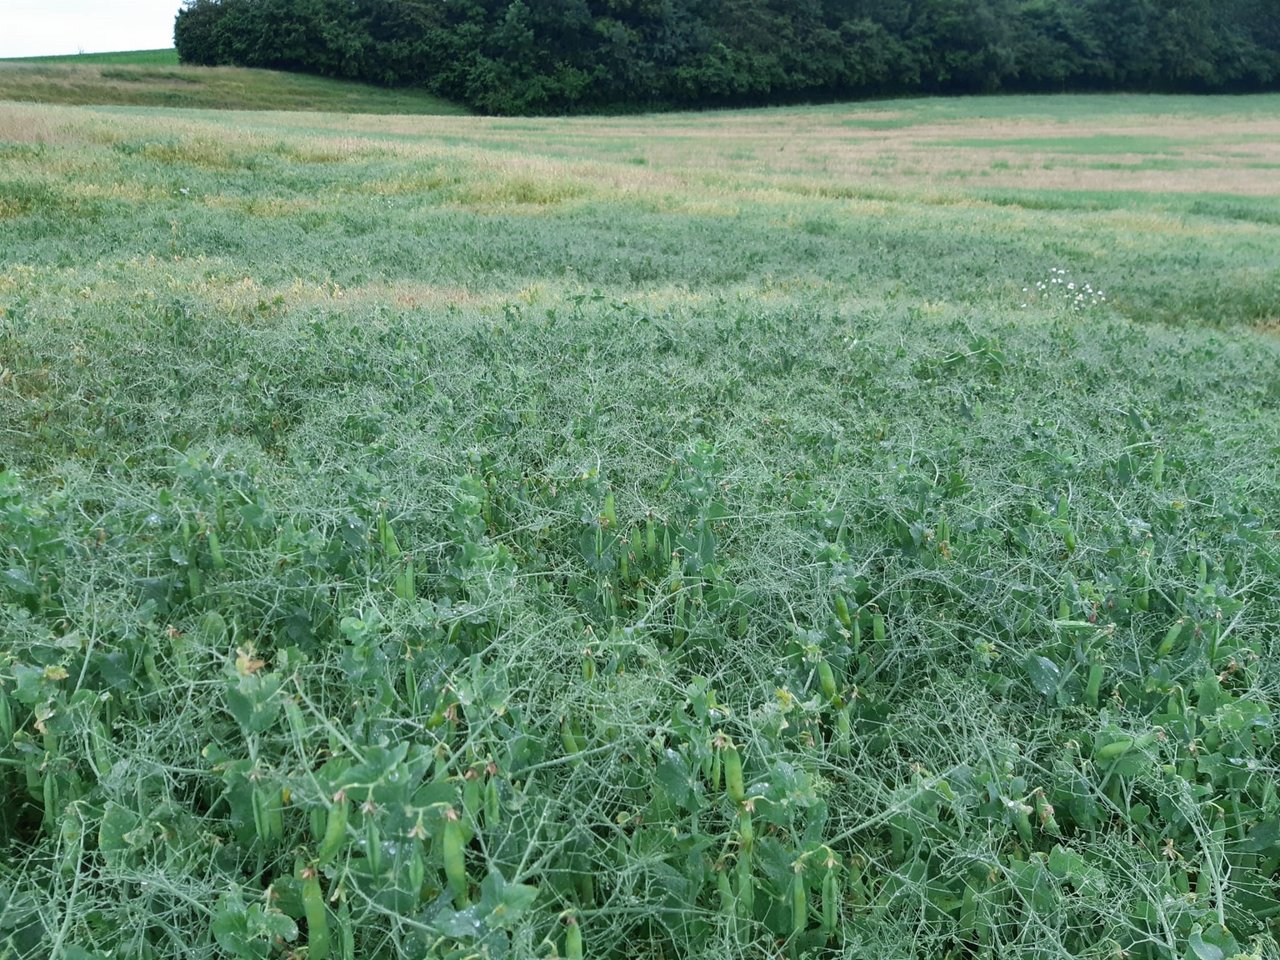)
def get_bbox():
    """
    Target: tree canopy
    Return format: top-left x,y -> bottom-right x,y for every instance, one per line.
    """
174,0 -> 1280,114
